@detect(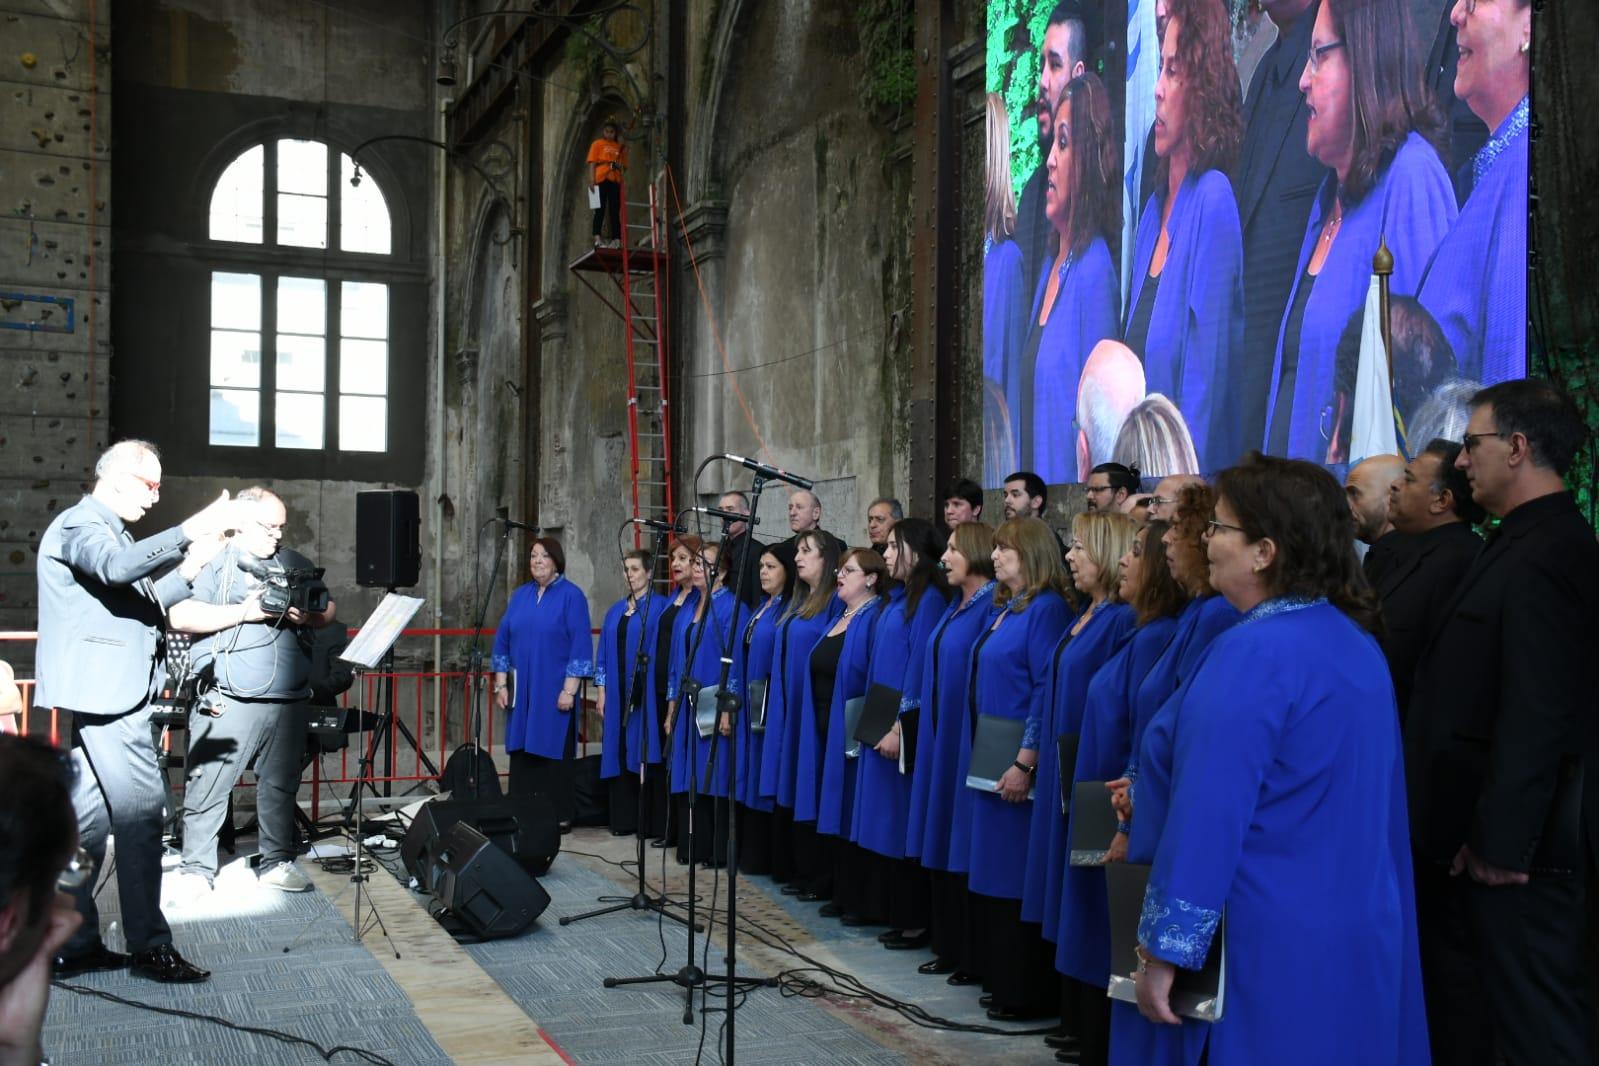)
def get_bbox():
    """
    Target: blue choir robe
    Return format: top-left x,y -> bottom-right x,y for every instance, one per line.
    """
491,575 -> 594,759
1029,238 -> 1122,484
985,237 -> 1028,485
1112,600 -> 1429,1066
1418,98 -> 1528,386
1265,132 -> 1456,459
1125,595 -> 1242,783
596,591 -> 669,778
962,590 -> 1074,901
732,594 -> 785,811
1022,603 -> 1137,933
907,582 -> 998,867
1054,615 -> 1176,984
797,599 -> 883,836
665,588 -> 743,800
763,597 -> 843,809
1128,172 -> 1246,472
849,586 -> 949,858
